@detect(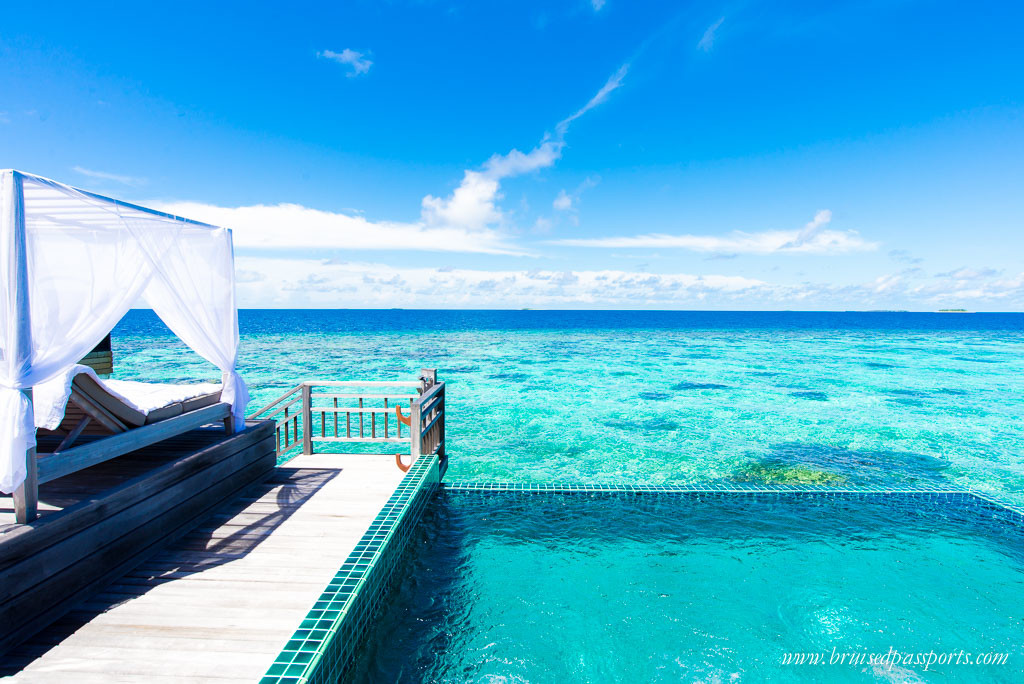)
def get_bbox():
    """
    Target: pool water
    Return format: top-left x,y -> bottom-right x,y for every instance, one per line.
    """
349,492 -> 1023,683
